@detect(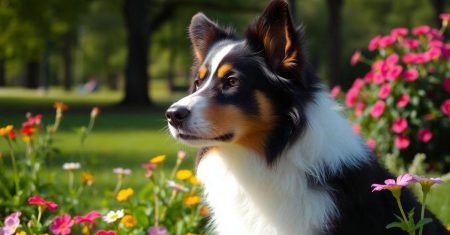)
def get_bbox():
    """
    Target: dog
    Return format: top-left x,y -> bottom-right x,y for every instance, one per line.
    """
165,0 -> 449,234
